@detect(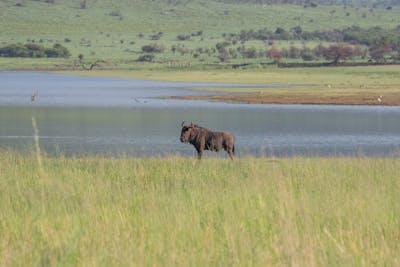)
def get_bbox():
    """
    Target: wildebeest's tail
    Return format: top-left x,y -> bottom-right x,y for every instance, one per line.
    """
232,144 -> 235,155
